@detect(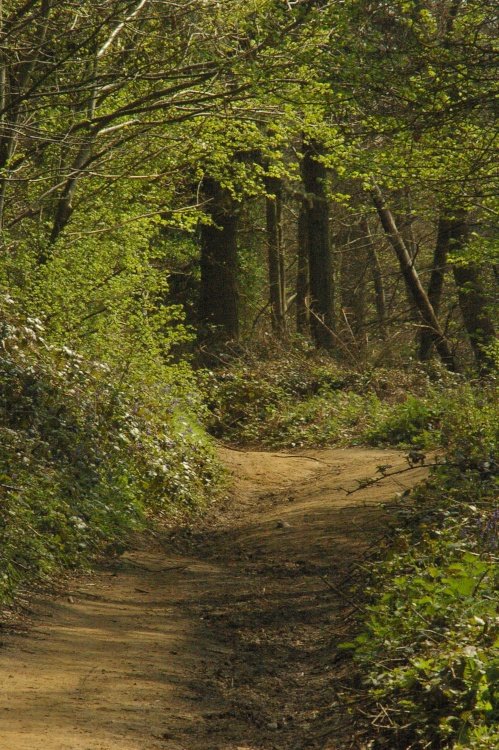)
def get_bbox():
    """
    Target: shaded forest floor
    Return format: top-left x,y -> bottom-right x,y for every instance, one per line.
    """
0,447 -> 429,750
